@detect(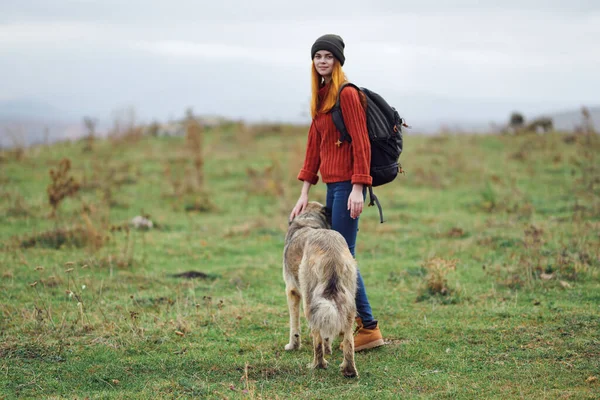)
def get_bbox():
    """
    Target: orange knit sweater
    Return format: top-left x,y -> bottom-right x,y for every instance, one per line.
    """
297,83 -> 372,186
